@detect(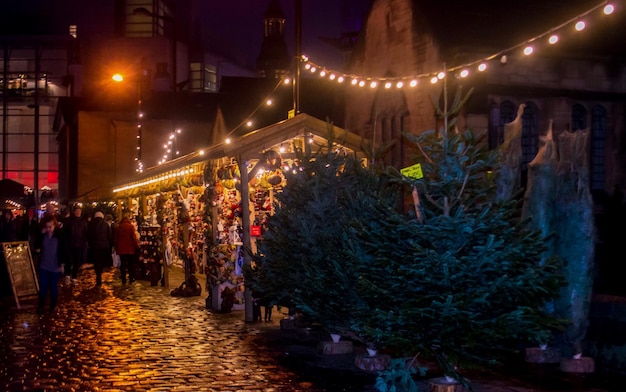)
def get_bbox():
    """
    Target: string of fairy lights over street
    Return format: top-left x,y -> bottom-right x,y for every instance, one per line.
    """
300,1 -> 616,88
